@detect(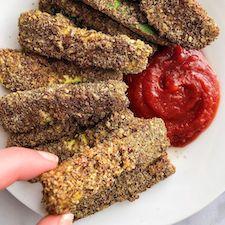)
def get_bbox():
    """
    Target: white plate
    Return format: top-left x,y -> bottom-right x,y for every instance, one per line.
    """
1,0 -> 225,225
